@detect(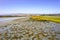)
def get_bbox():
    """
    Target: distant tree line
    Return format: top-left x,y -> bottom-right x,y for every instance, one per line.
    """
0,15 -> 22,17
